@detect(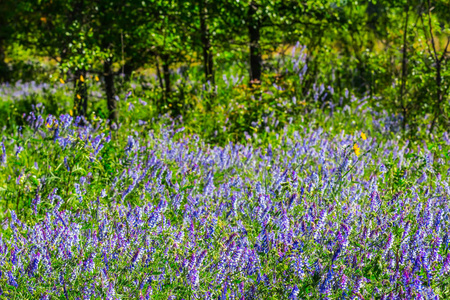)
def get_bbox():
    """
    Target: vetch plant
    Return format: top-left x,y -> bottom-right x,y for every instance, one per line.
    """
0,107 -> 449,299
